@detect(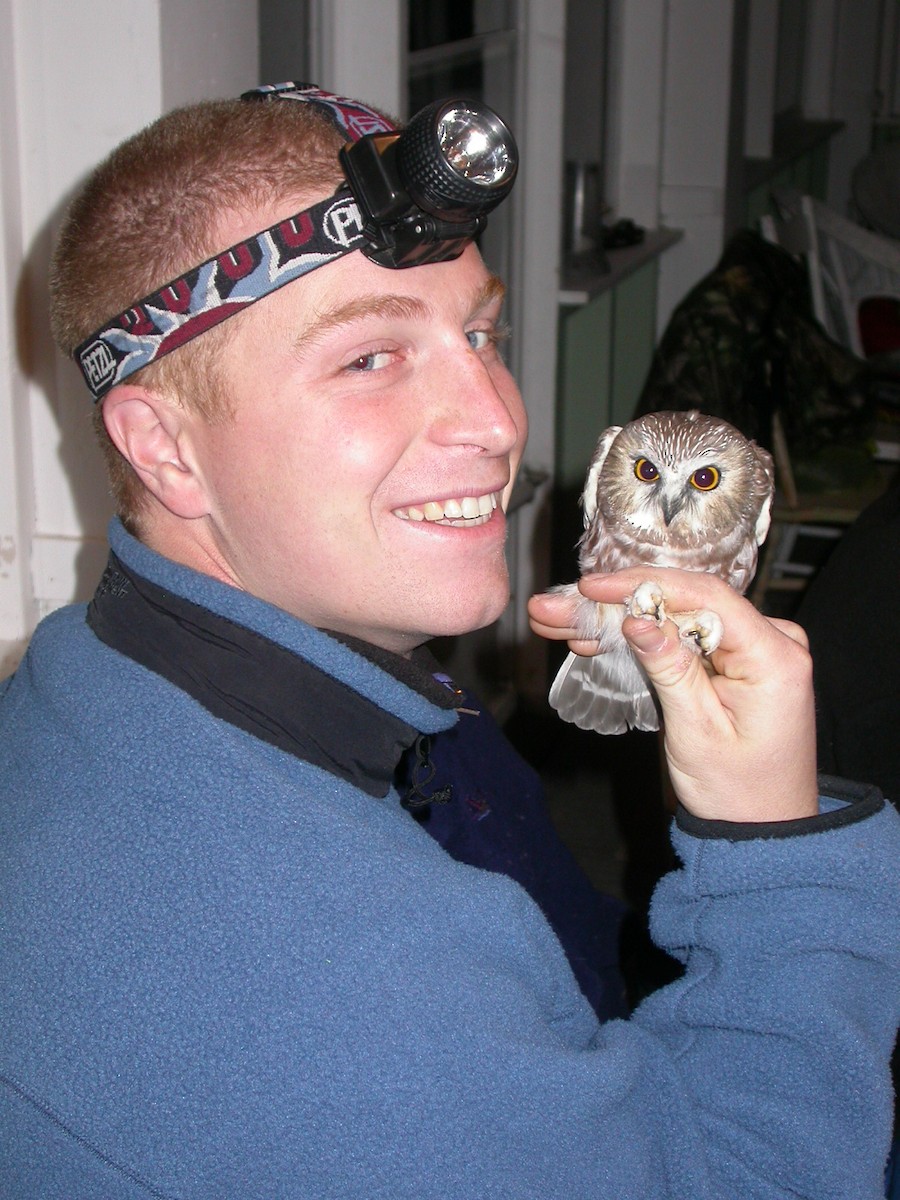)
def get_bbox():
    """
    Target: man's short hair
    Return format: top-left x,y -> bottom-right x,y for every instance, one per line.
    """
49,97 -> 354,528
